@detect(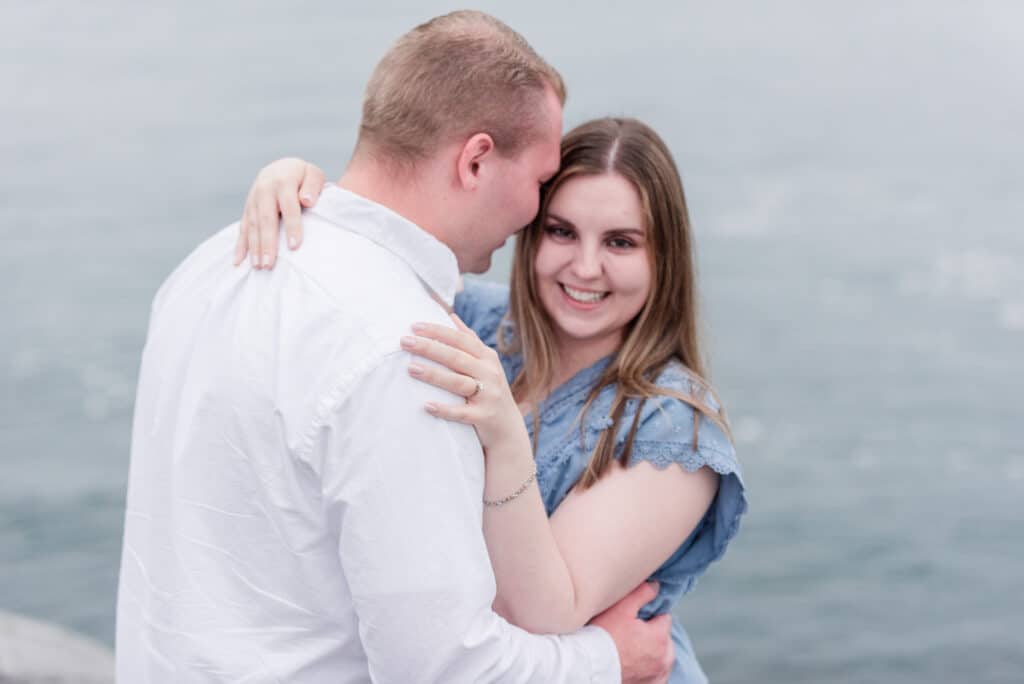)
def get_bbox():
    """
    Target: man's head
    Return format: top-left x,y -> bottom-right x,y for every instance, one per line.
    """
352,10 -> 565,273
